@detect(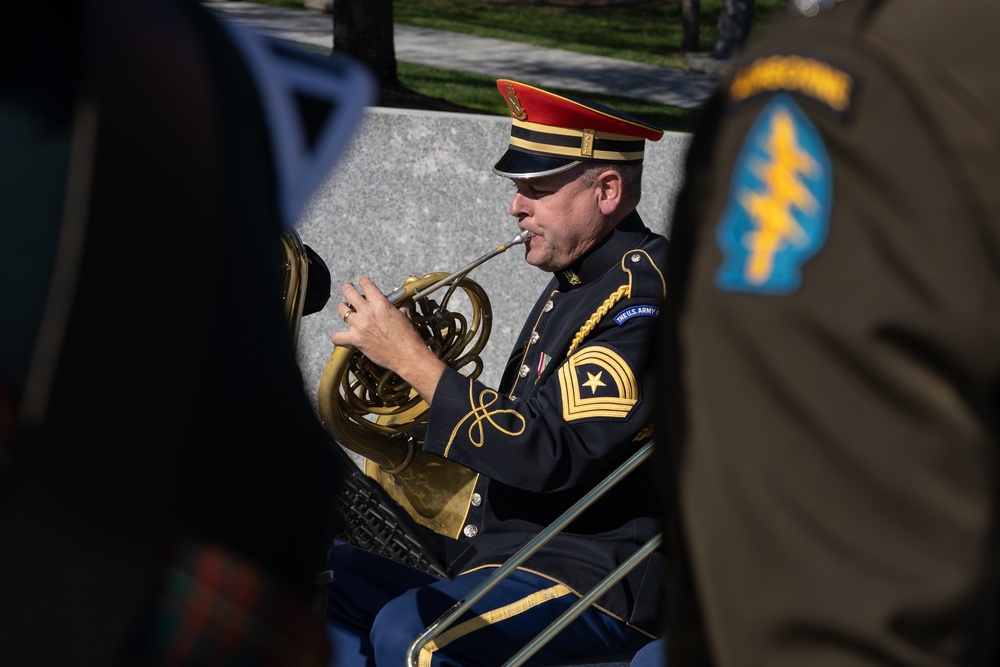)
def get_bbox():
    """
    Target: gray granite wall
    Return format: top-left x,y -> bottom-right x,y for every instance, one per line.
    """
295,107 -> 691,403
